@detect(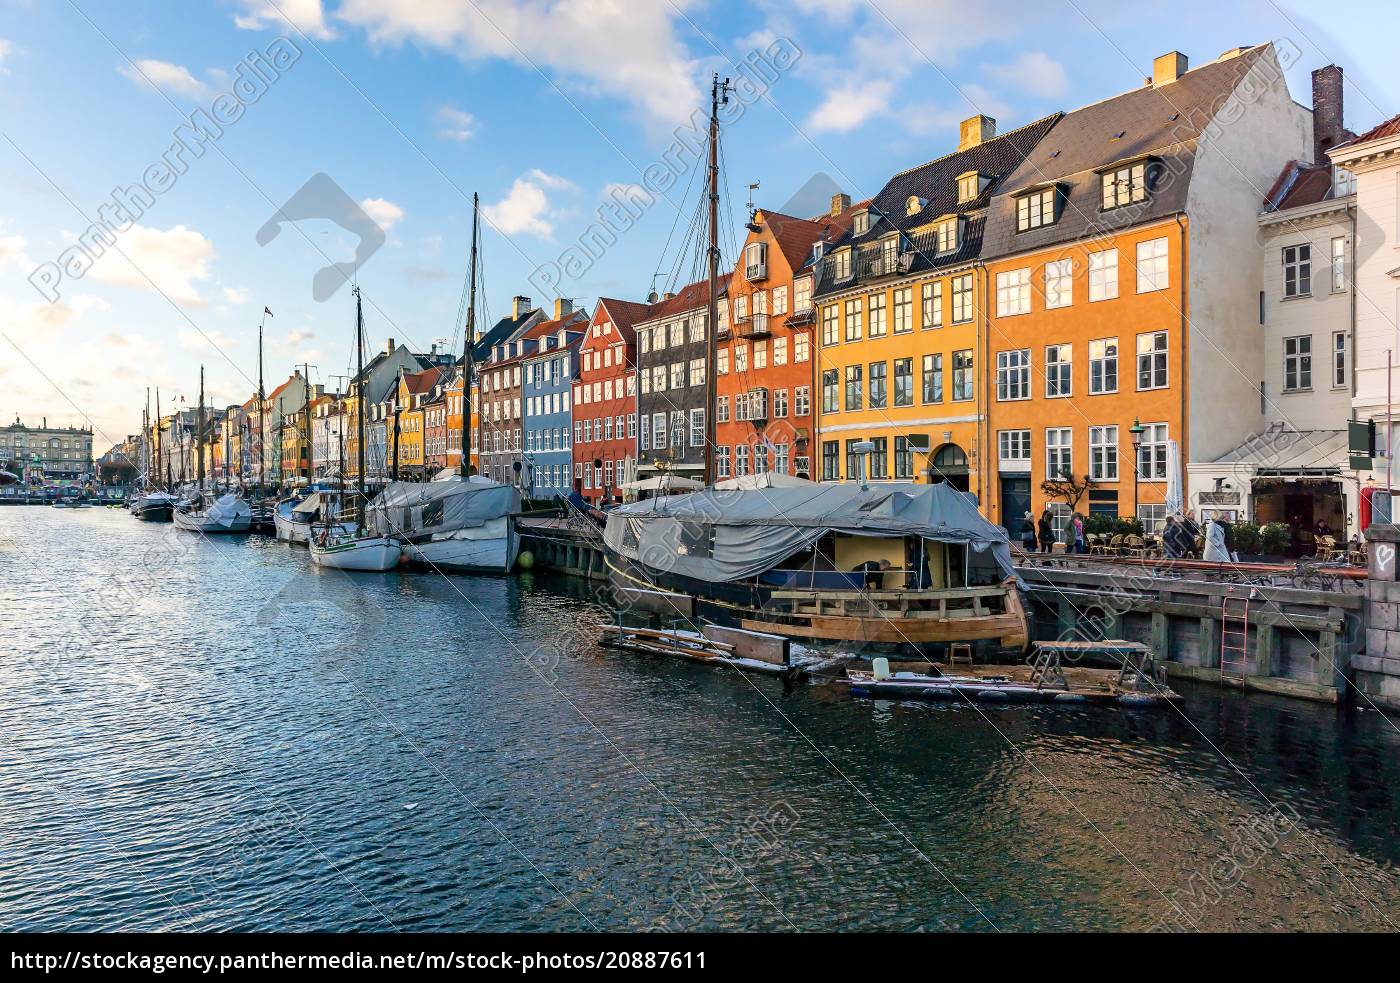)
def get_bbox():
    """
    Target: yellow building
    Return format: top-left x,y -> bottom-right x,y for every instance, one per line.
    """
393,367 -> 443,480
812,115 -> 1060,496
